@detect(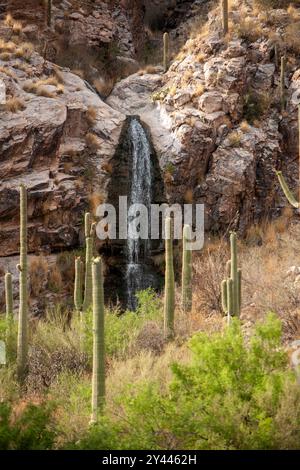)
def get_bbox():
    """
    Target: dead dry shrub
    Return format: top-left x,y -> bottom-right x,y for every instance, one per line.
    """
25,346 -> 88,394
29,256 -> 49,297
135,321 -> 165,355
